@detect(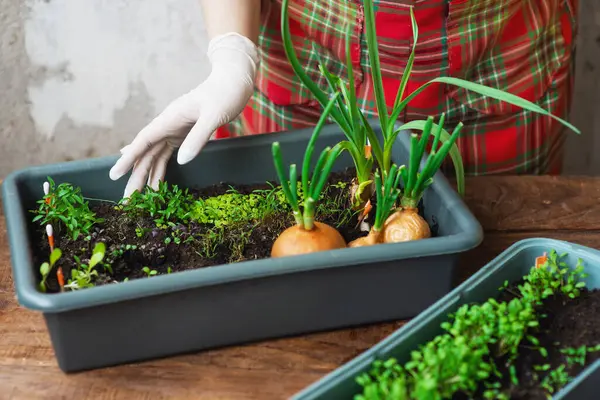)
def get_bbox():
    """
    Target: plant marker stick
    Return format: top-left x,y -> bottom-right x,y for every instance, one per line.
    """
46,224 -> 54,252
536,252 -> 548,268
357,200 -> 373,231
57,267 -> 65,292
43,181 -> 51,205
